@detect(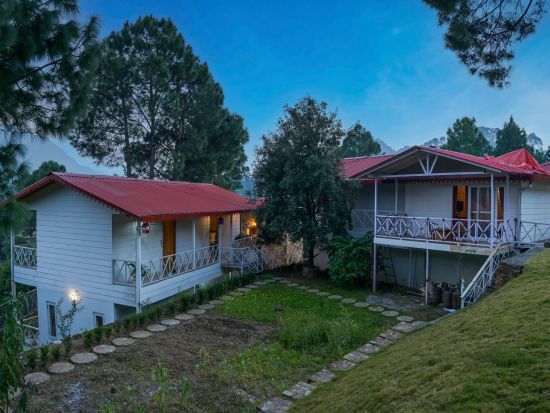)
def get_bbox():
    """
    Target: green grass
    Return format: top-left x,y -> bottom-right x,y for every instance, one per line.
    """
211,283 -> 392,396
294,249 -> 550,413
